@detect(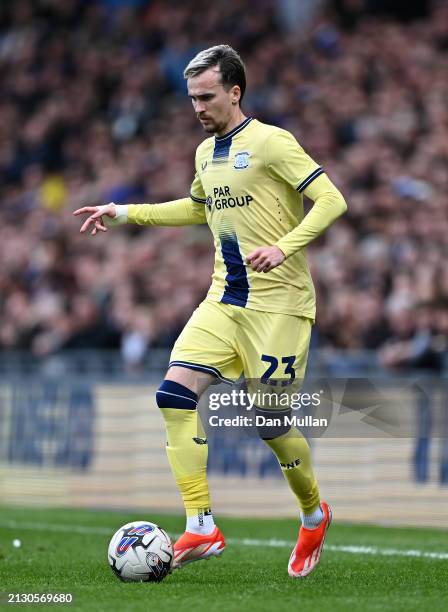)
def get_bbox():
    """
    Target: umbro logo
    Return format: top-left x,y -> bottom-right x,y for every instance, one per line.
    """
192,437 -> 208,445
